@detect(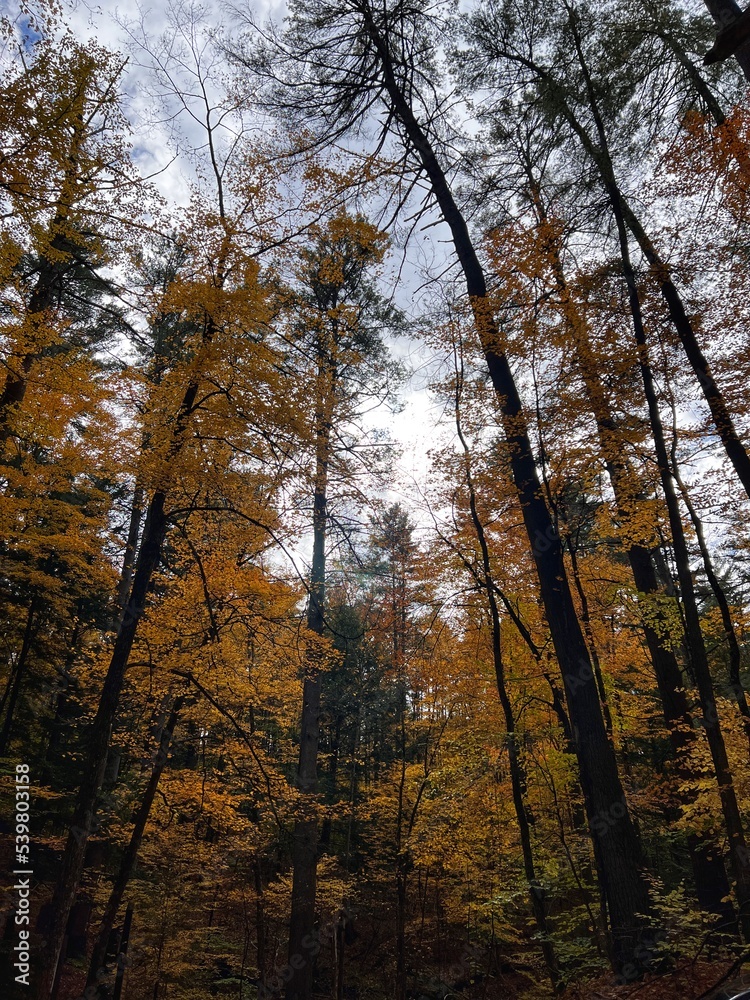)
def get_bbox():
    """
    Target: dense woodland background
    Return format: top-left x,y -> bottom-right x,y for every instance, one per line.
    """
4,0 -> 750,997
